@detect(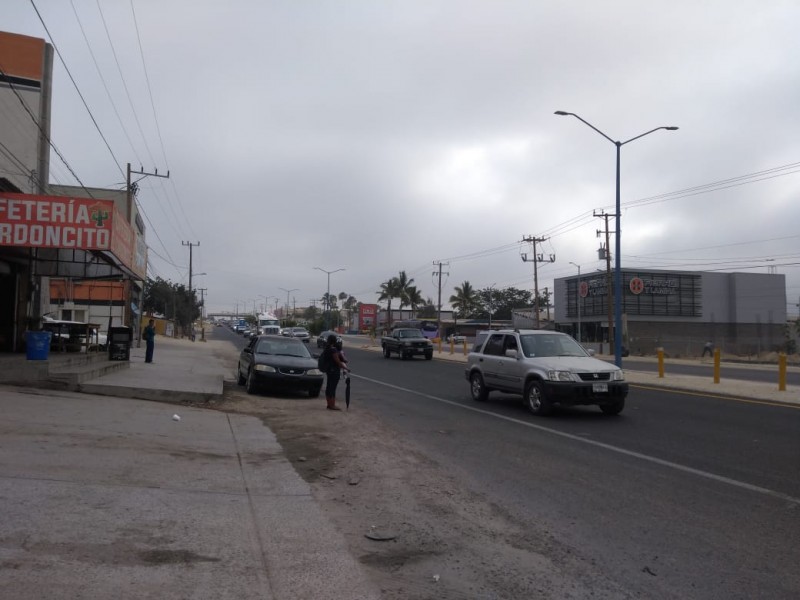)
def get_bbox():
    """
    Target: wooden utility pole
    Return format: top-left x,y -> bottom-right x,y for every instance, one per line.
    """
594,211 -> 614,350
433,261 -> 449,338
129,163 -> 169,338
521,235 -> 555,329
182,241 -> 200,338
